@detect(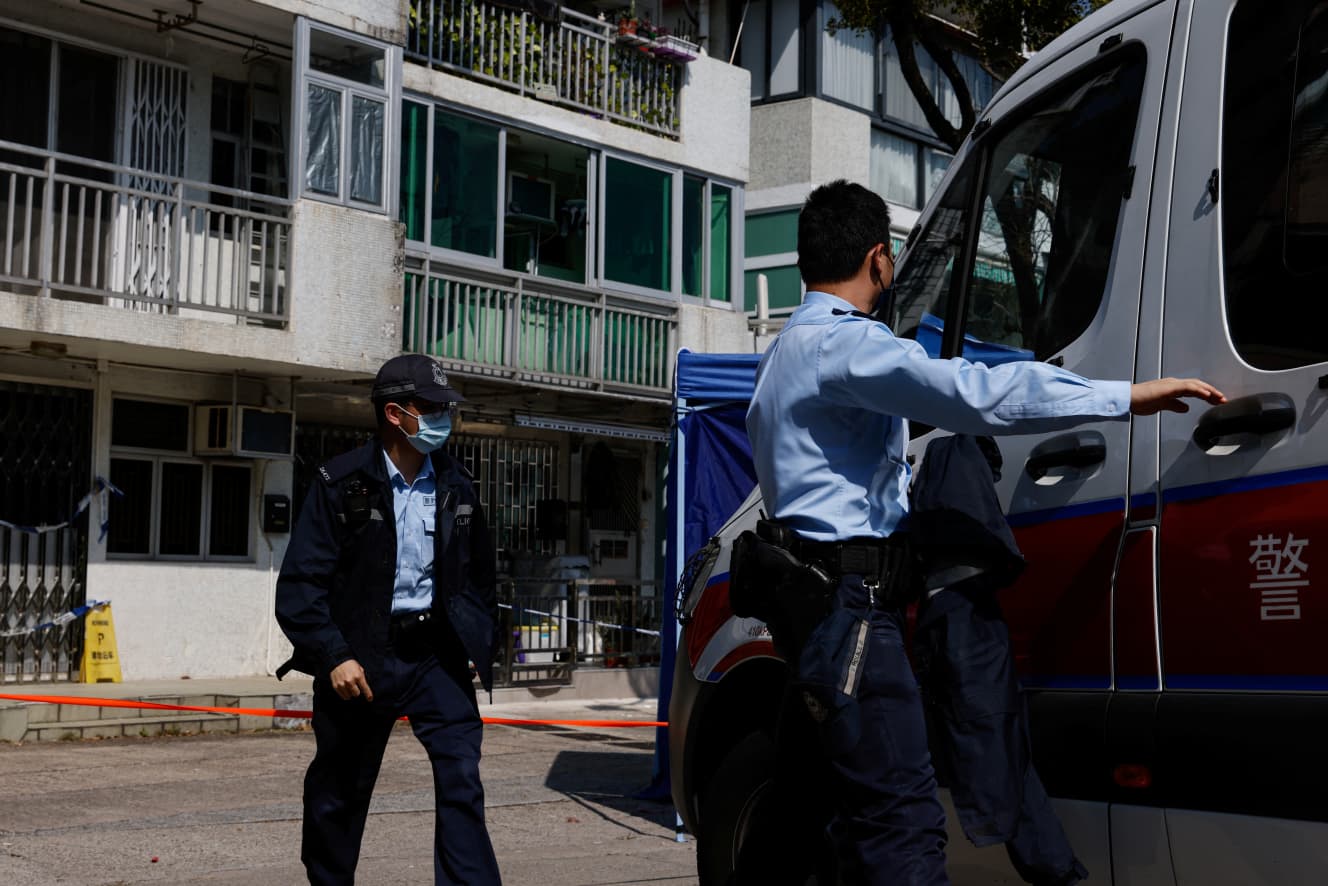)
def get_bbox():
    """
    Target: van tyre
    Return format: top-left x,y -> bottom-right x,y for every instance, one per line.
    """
695,731 -> 835,885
